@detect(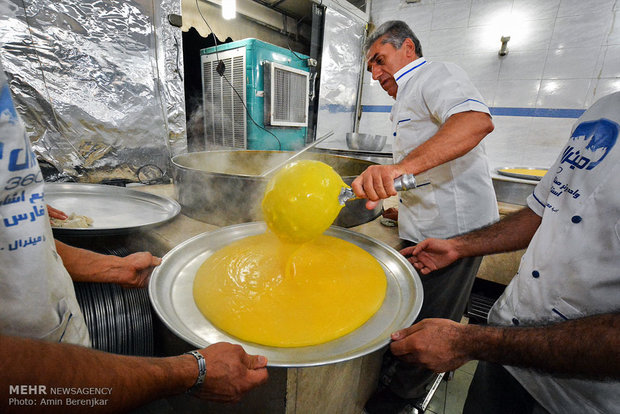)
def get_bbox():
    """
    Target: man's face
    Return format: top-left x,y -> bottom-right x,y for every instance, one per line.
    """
366,35 -> 416,98
378,75 -> 398,99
